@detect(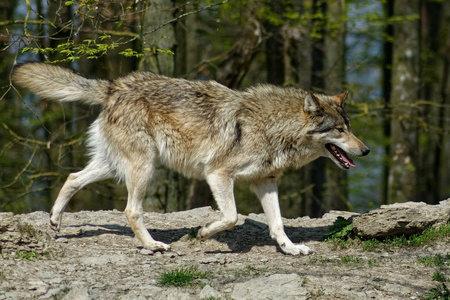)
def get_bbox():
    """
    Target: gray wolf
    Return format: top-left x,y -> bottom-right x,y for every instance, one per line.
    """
12,62 -> 369,255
